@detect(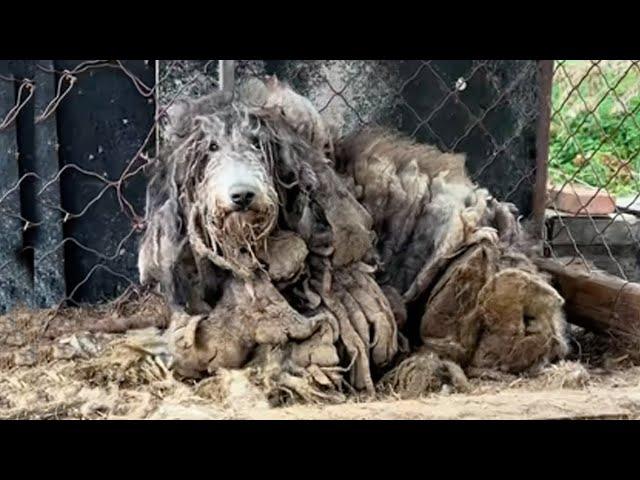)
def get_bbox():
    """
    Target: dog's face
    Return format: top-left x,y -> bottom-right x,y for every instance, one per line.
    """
162,87 -> 324,277
180,107 -> 279,274
199,112 -> 276,218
